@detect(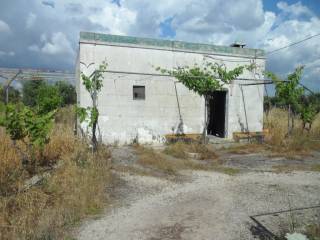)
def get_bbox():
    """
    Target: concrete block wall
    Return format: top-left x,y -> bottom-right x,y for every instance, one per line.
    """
77,34 -> 265,144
